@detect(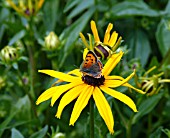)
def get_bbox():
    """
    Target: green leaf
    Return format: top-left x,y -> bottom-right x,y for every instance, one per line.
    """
62,8 -> 95,52
0,25 -> 6,44
165,0 -> 170,14
111,1 -> 160,17
8,30 -> 26,46
128,29 -> 151,67
156,19 -> 170,57
64,0 -> 80,12
0,111 -> 17,137
58,7 -> 95,67
11,128 -> 24,138
149,126 -> 163,138
43,0 -> 60,32
29,125 -> 48,138
132,92 -> 164,124
67,0 -> 94,19
12,95 -> 31,121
